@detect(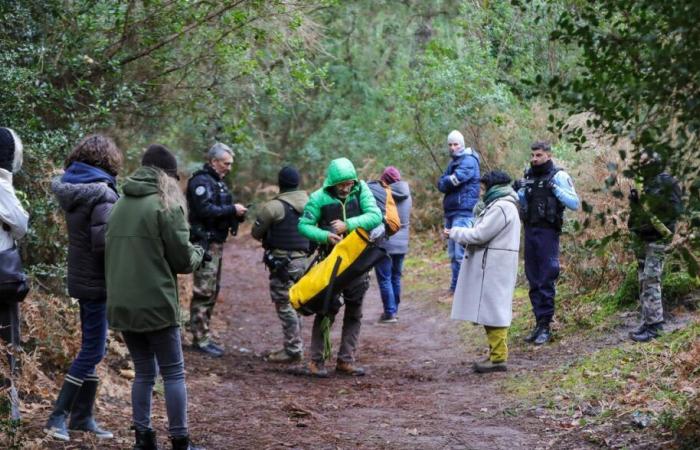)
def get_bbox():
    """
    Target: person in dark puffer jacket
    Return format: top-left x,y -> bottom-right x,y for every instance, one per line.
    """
45,135 -> 122,442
